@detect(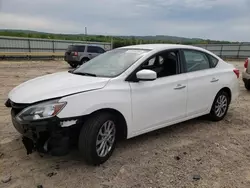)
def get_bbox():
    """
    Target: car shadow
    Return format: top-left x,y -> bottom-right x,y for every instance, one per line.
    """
49,115 -> 214,164
7,114 -> 230,170
117,115 -> 210,148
